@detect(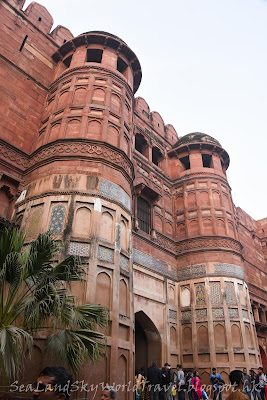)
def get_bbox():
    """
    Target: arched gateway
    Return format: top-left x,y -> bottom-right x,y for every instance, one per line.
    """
135,311 -> 162,373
